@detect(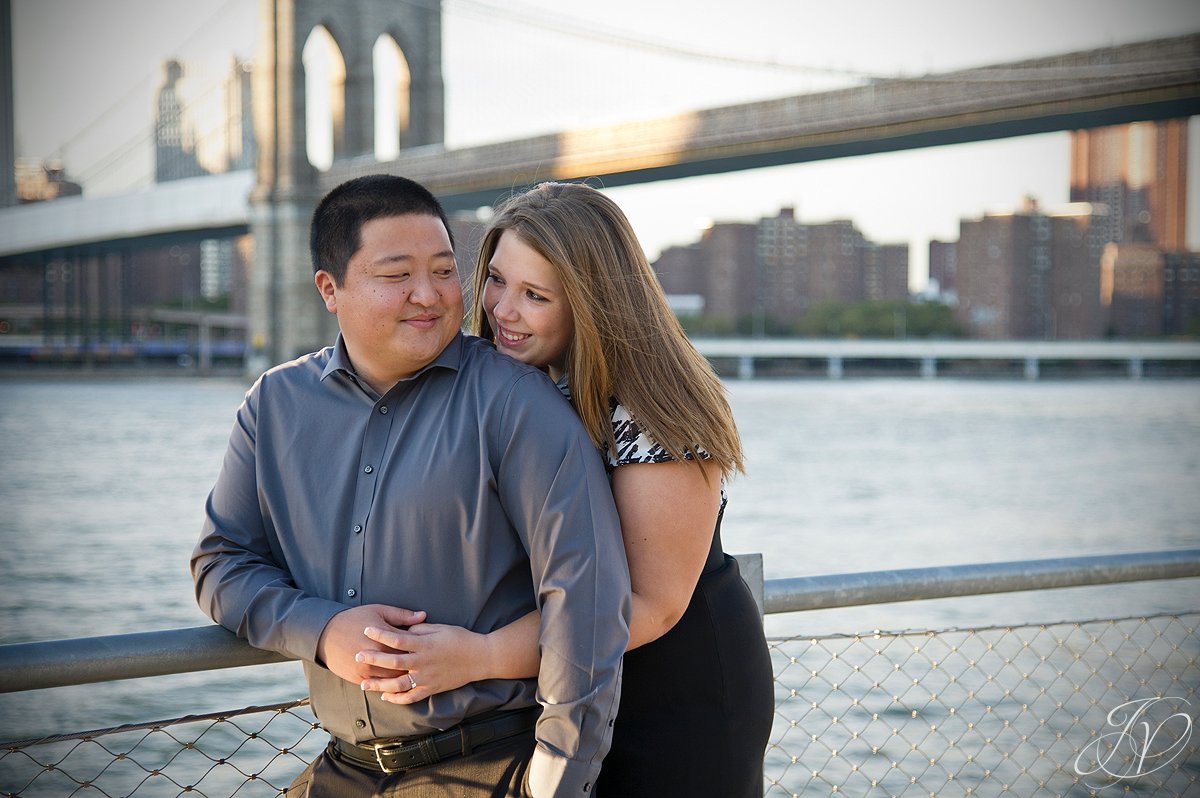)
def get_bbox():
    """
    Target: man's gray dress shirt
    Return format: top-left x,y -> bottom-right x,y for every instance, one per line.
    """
192,332 -> 630,795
